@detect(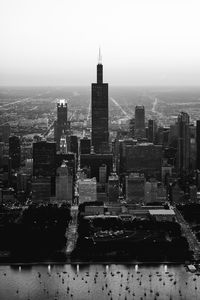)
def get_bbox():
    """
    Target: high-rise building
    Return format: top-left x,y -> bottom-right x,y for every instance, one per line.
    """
99,164 -> 107,183
129,118 -> 135,138
33,140 -> 56,177
125,173 -> 145,204
108,173 -> 119,202
56,161 -> 73,203
60,134 -> 67,154
135,105 -> 145,139
17,172 -> 29,193
120,142 -> 162,178
80,153 -> 113,182
32,177 -> 51,203
0,142 -> 4,168
80,137 -> 91,154
55,99 -> 70,150
91,49 -> 109,153
148,119 -> 156,143
0,124 -> 11,143
144,179 -> 166,203
78,177 -> 97,203
56,152 -> 76,179
9,135 -> 21,170
177,112 -> 190,175
69,135 -> 78,158
196,120 -> 200,170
